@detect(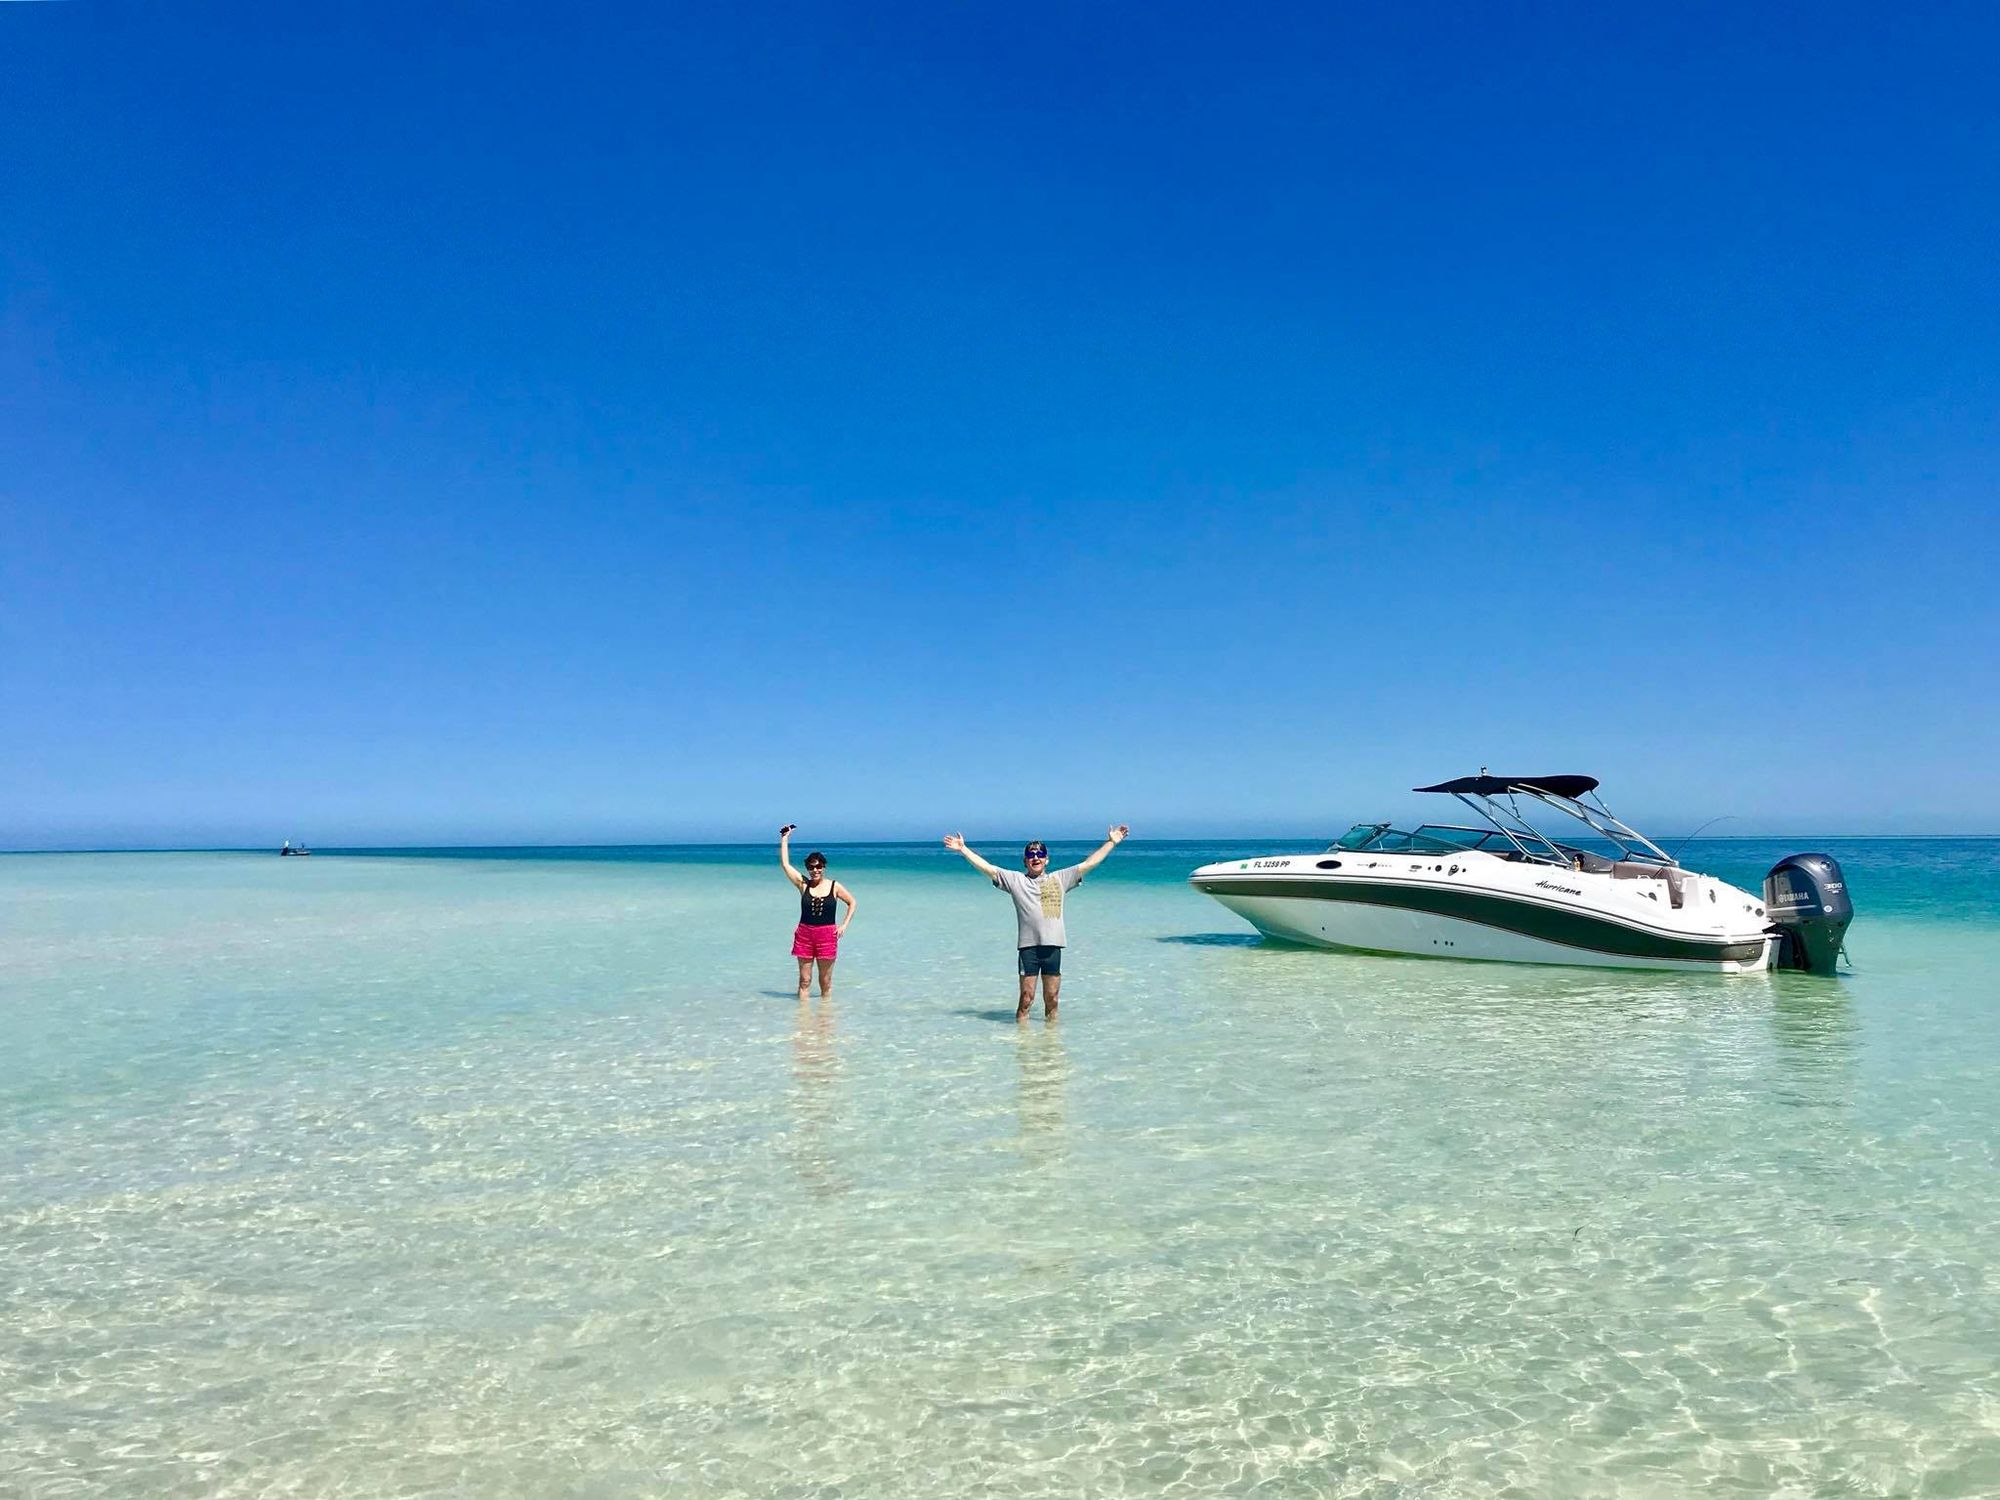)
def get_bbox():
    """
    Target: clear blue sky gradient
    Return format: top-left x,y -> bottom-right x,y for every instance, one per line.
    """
4,2 -> 1996,846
